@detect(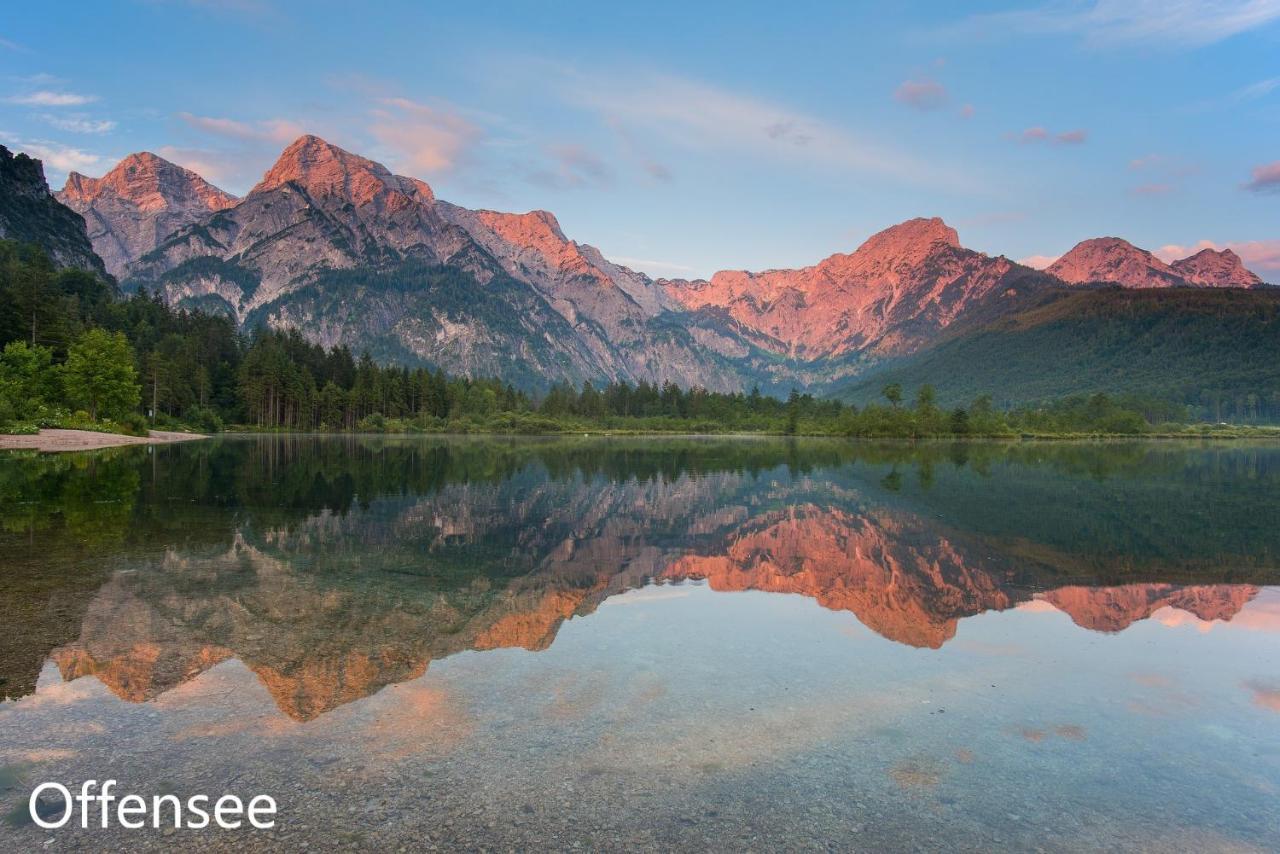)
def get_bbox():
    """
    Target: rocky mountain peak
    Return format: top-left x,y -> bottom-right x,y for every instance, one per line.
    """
859,216 -> 960,257
252,134 -> 428,206
823,216 -> 964,279
62,151 -> 237,214
0,144 -> 109,277
1171,247 -> 1264,288
1046,236 -> 1185,287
